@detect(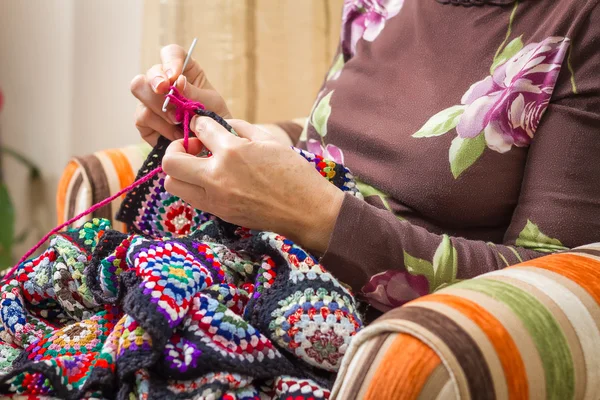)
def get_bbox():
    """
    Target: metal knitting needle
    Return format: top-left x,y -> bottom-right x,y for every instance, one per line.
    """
162,37 -> 198,112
